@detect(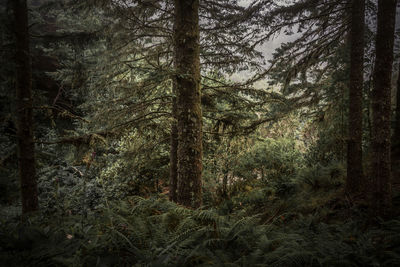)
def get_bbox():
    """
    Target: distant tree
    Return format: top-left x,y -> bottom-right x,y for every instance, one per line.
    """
13,0 -> 38,213
346,0 -> 365,194
370,0 -> 397,217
